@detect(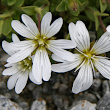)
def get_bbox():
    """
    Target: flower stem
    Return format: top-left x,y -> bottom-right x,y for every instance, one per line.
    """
98,16 -> 106,32
37,13 -> 41,31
